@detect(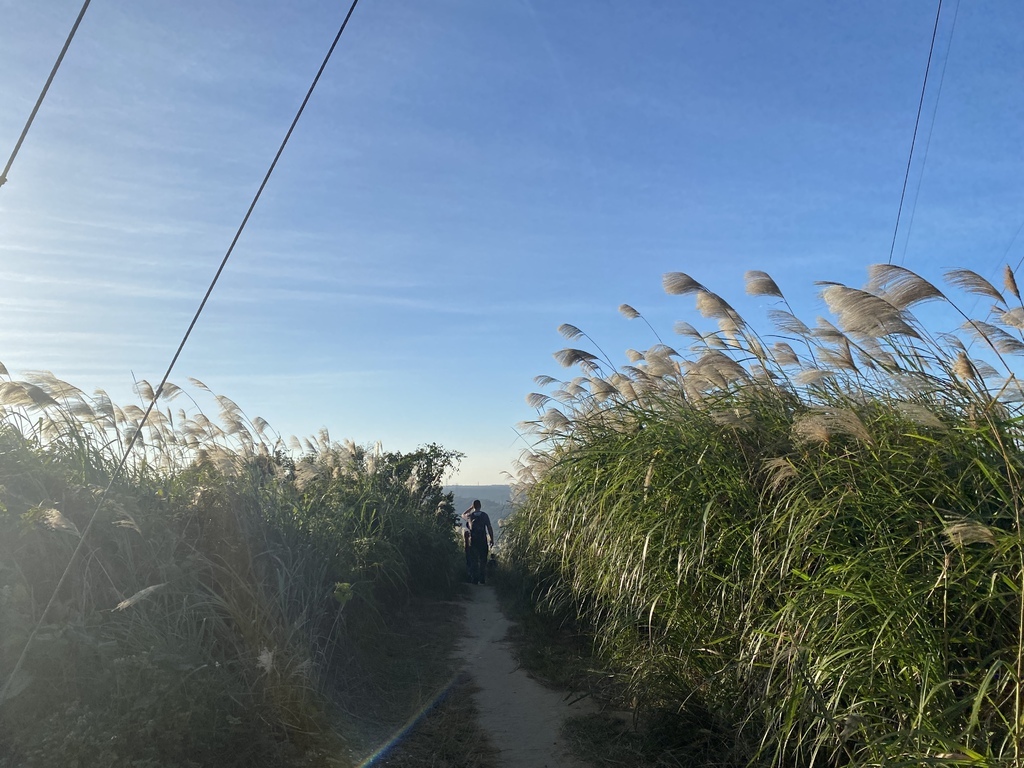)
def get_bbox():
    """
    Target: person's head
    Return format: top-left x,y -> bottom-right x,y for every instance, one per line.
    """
472,499 -> 481,511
